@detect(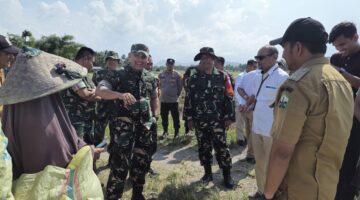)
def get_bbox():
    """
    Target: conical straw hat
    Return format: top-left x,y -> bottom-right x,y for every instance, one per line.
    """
0,48 -> 87,105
